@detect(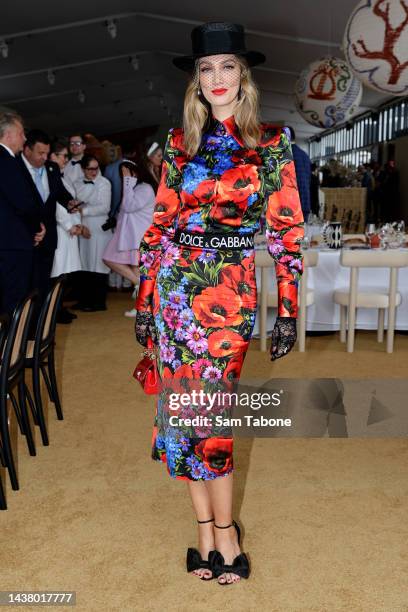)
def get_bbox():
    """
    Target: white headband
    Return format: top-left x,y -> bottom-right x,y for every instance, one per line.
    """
147,142 -> 159,157
122,158 -> 137,166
